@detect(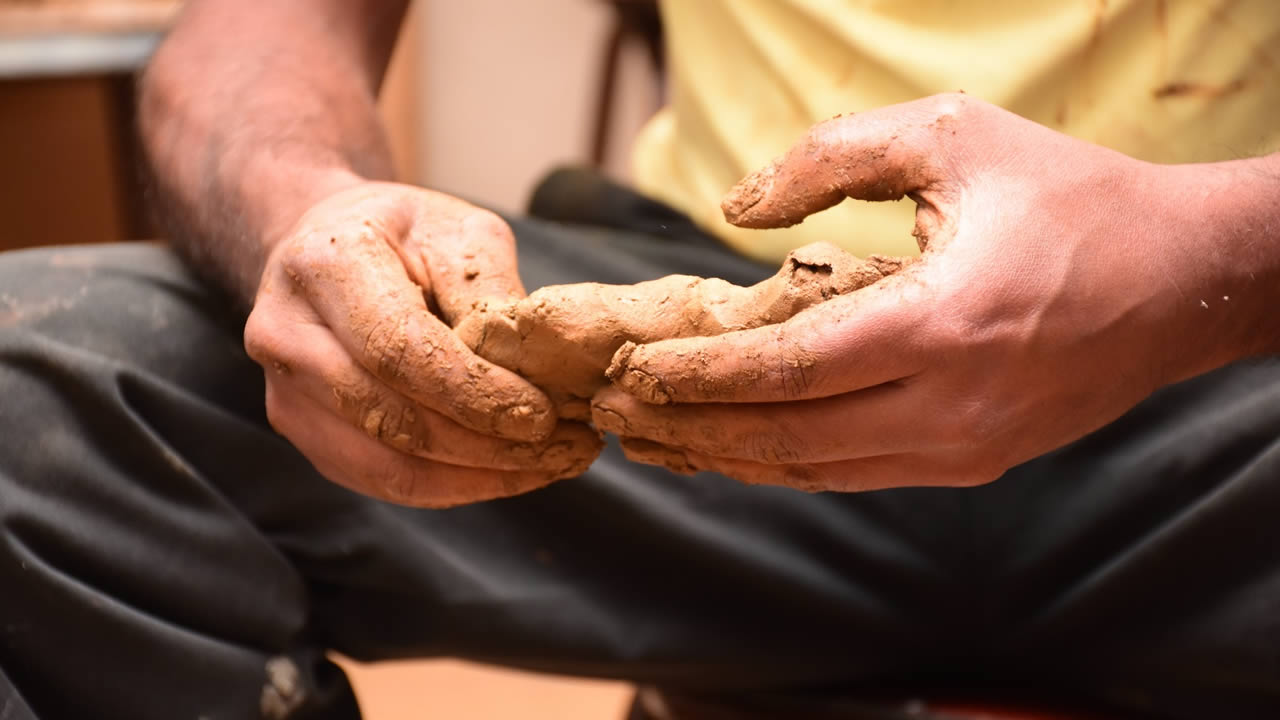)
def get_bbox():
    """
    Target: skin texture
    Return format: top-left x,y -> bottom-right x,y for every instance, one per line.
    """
245,185 -> 602,505
593,93 -> 1280,492
457,242 -> 909,420
140,1 -> 1278,503
139,0 -> 601,507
